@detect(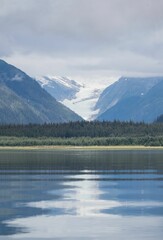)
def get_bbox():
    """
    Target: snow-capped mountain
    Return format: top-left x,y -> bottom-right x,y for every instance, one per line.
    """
37,76 -> 105,120
36,75 -> 163,122
37,76 -> 82,102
